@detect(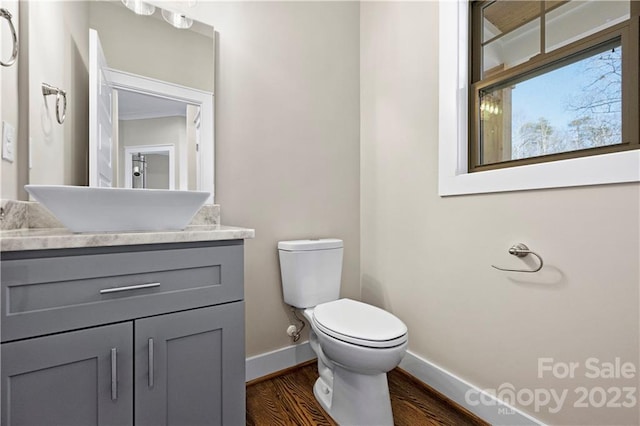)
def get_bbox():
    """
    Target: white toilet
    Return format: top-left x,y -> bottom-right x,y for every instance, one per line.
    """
278,238 -> 408,426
